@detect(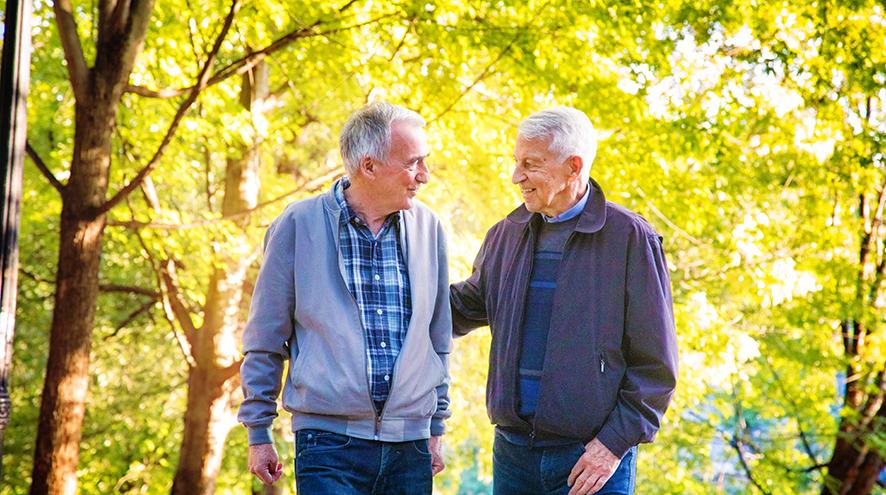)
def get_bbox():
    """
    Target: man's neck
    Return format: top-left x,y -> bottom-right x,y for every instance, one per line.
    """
544,180 -> 589,218
343,181 -> 390,234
